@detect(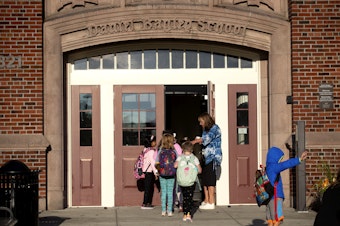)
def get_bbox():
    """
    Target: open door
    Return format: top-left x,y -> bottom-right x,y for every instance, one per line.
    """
114,85 -> 164,206
228,84 -> 258,204
208,81 -> 215,119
